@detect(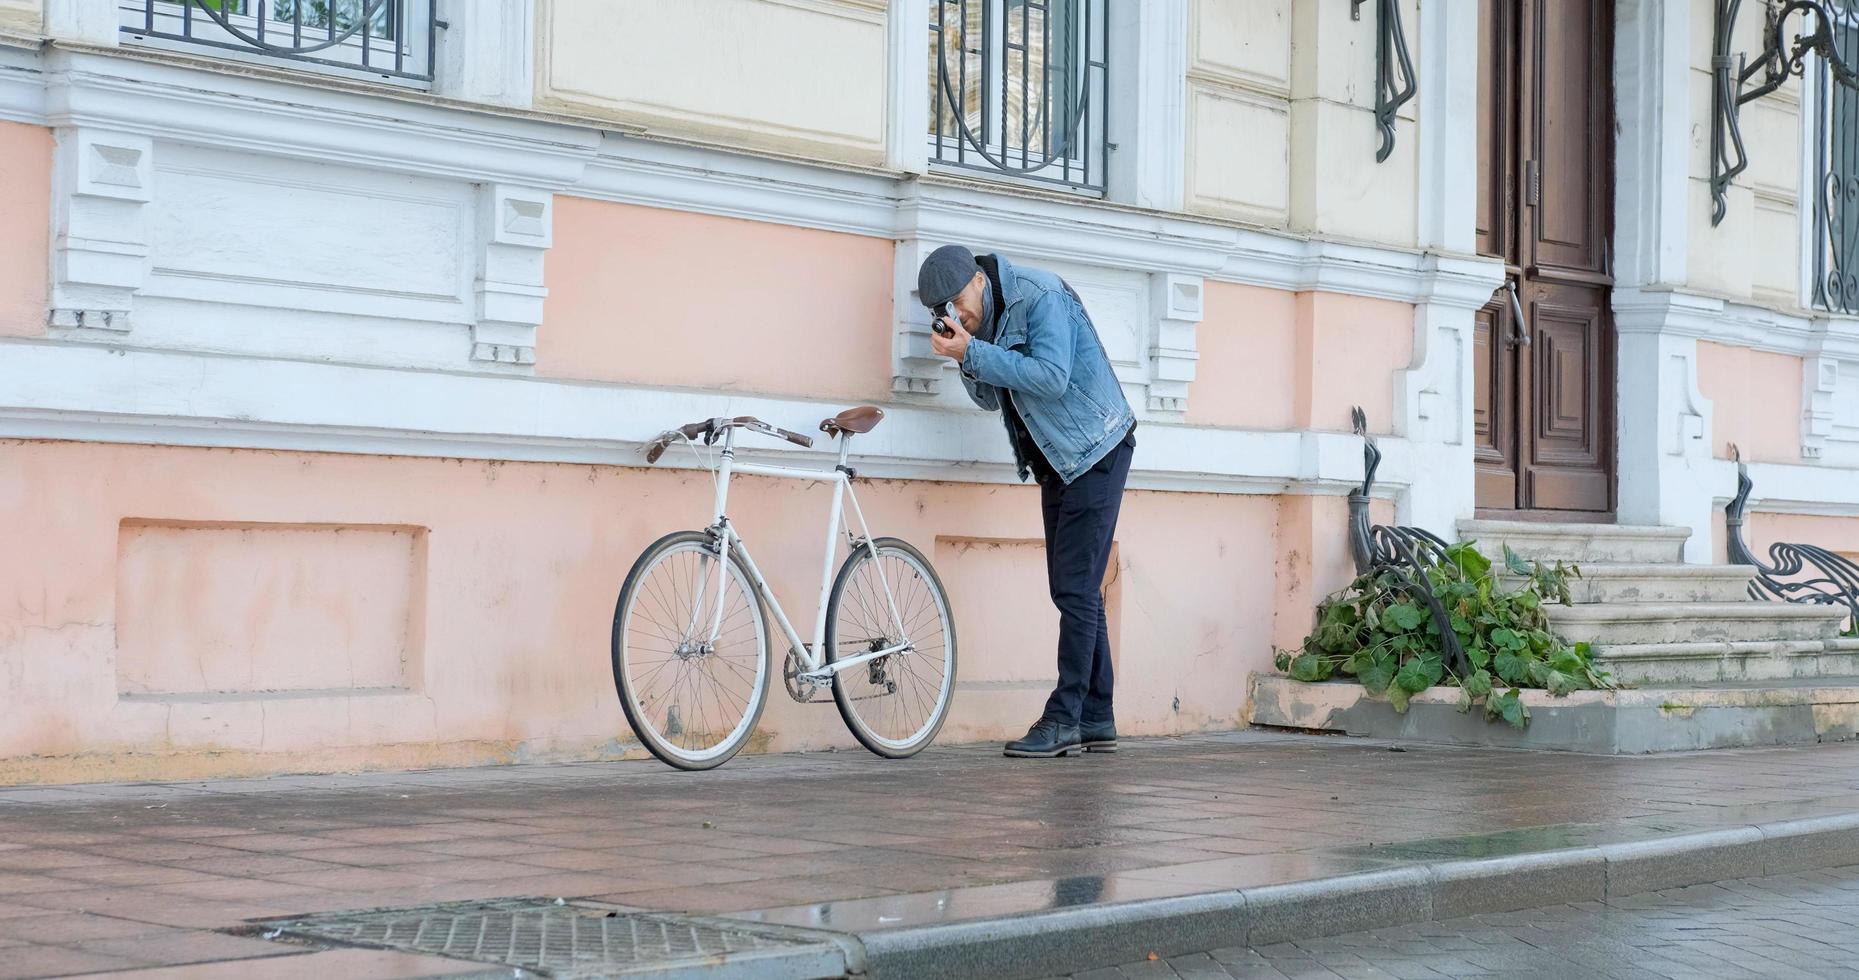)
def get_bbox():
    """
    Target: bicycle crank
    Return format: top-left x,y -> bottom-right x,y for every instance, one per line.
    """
783,649 -> 828,703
